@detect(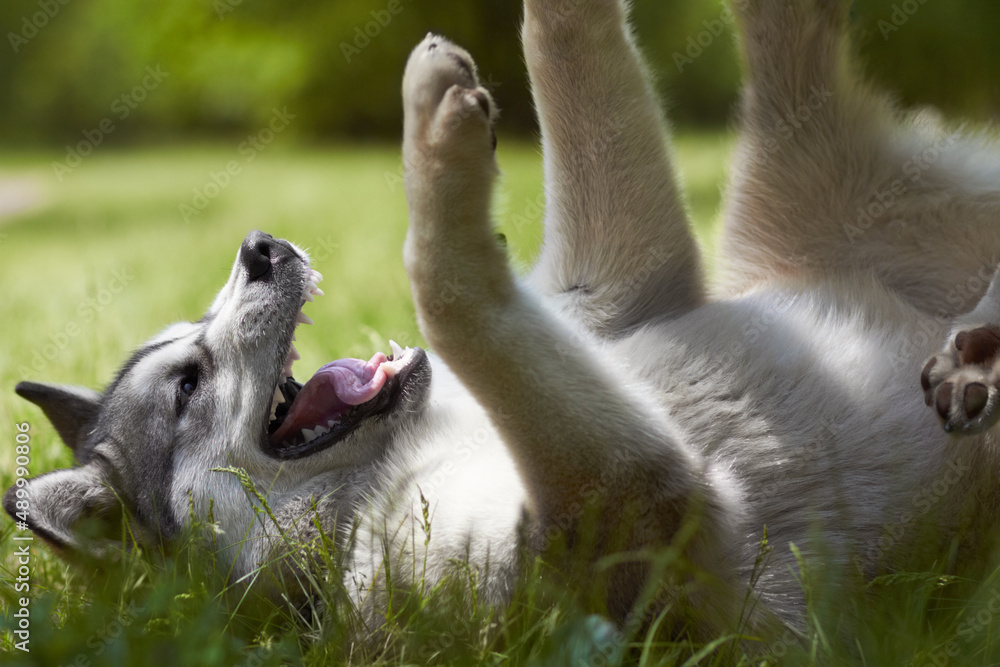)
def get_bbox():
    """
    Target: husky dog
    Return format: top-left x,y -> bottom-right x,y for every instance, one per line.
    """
7,0 -> 1000,636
